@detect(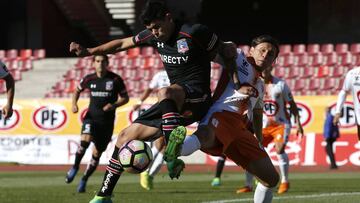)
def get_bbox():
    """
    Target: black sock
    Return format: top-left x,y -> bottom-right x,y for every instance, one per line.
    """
74,141 -> 90,169
82,155 -> 100,181
215,156 -> 226,178
159,99 -> 180,141
97,147 -> 123,197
